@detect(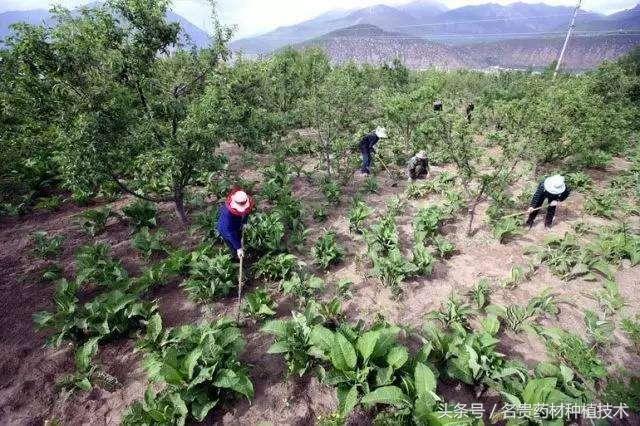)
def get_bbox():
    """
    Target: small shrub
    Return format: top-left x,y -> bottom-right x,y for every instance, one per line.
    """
348,201 -> 372,234
77,208 -> 113,237
242,289 -> 277,321
75,243 -> 129,287
253,253 -> 299,282
132,227 -> 169,259
413,206 -> 445,244
122,200 -> 157,229
181,251 -> 237,302
565,171 -> 593,191
32,231 -> 65,258
322,179 -> 342,204
412,244 -> 435,276
432,235 -> 455,259
245,212 -> 285,254
313,232 -> 344,269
